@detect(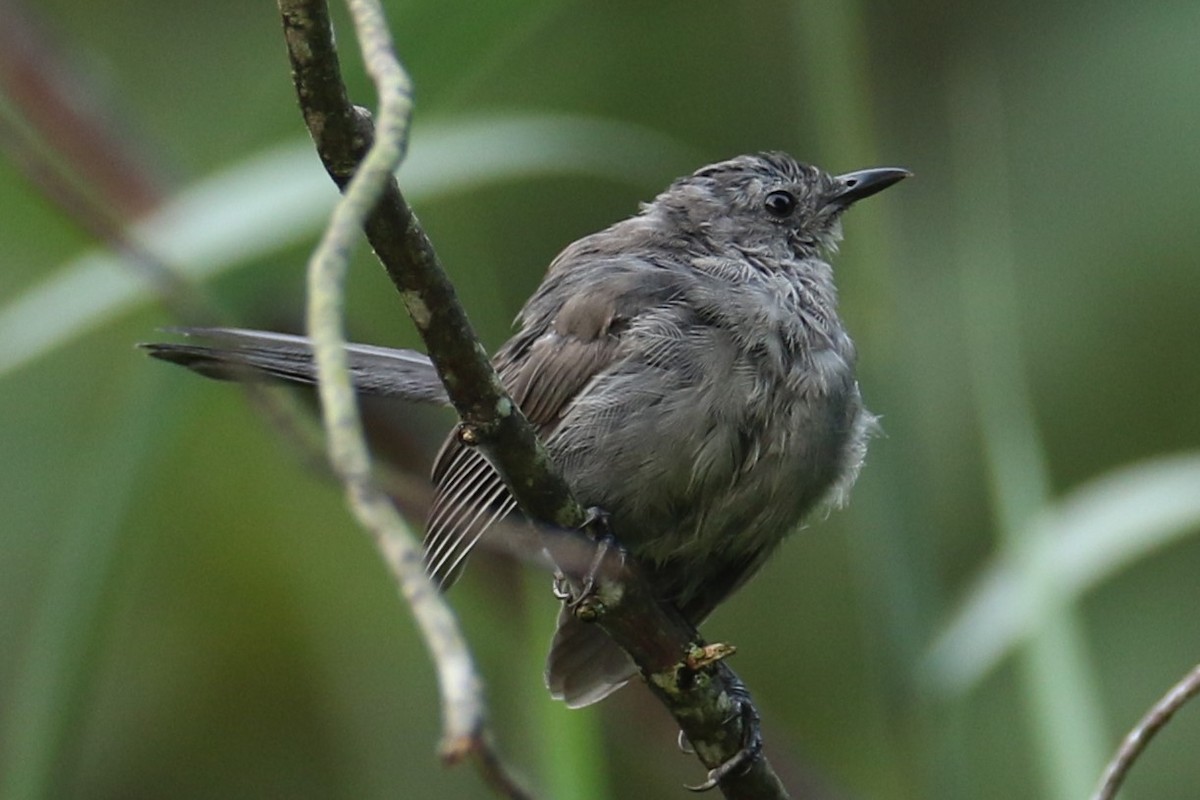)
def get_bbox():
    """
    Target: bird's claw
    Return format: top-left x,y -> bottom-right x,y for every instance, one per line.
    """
556,507 -> 623,620
551,571 -> 571,601
683,682 -> 764,792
